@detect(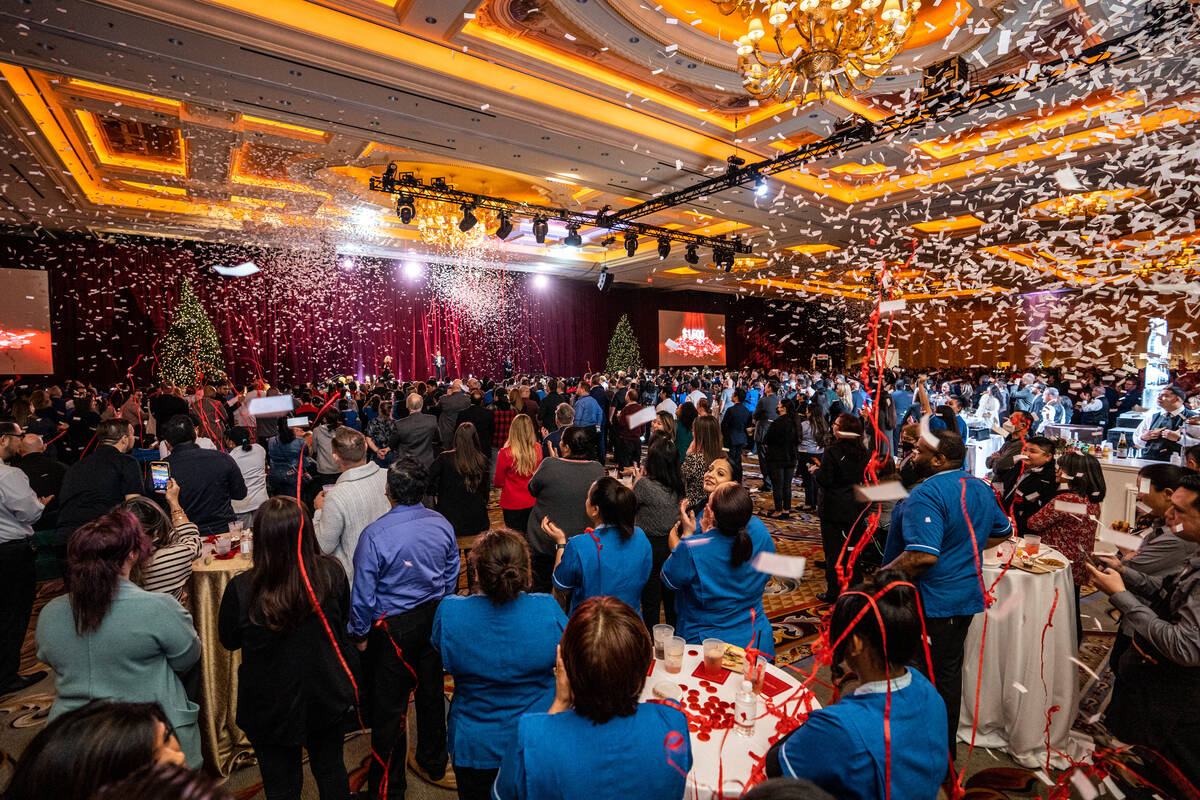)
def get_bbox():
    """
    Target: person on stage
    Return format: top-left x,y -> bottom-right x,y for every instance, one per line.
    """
434,350 -> 447,384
